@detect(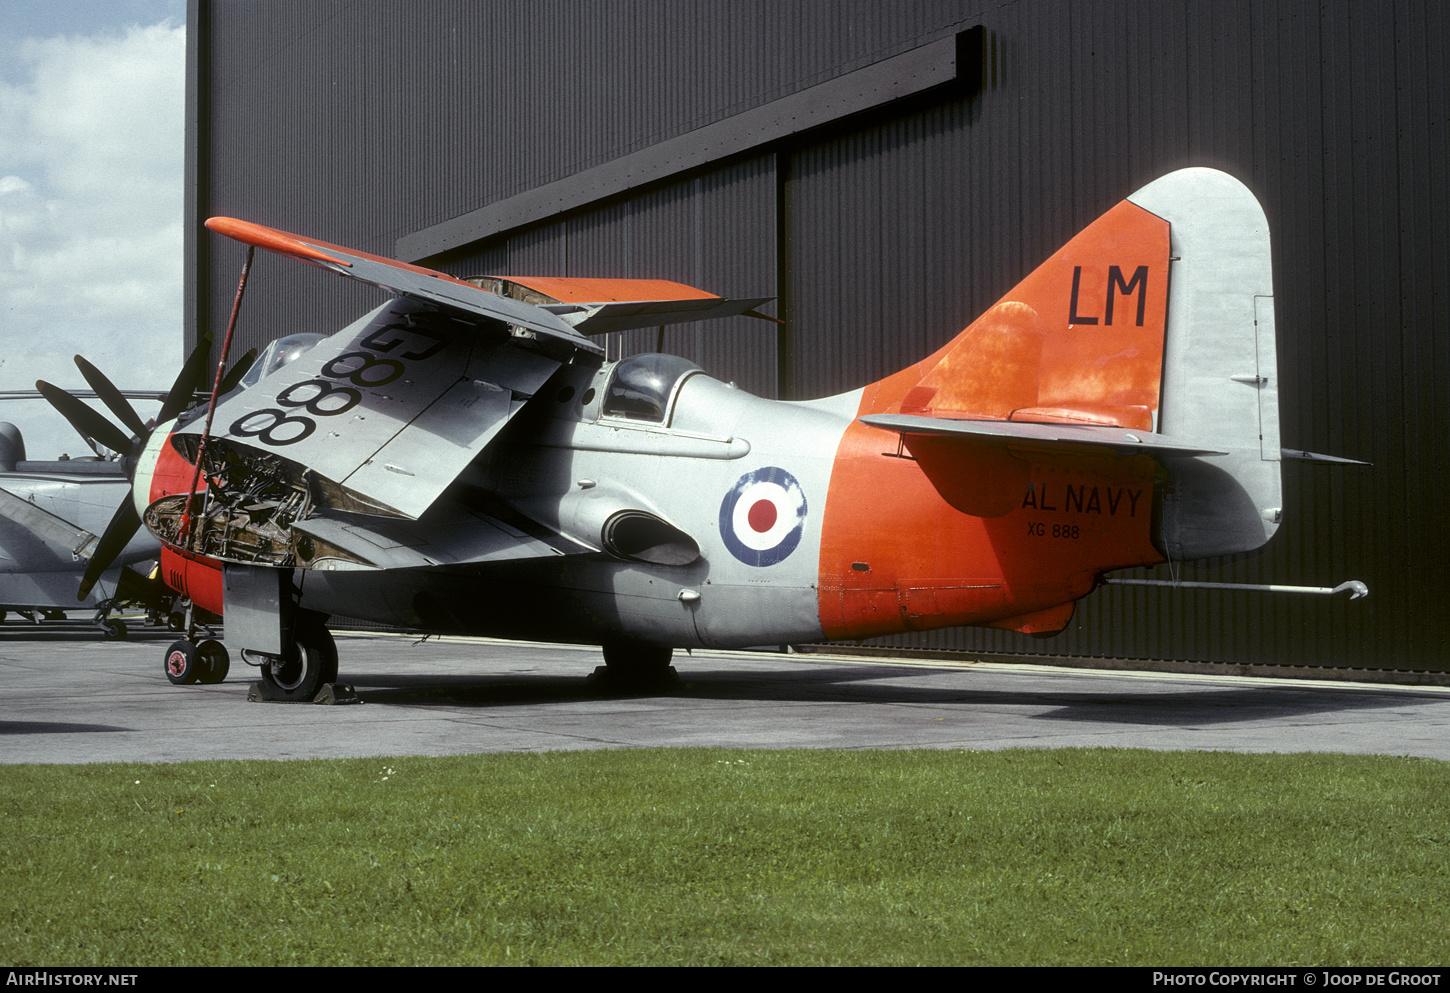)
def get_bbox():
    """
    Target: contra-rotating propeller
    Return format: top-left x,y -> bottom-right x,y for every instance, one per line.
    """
35,336 -> 257,599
